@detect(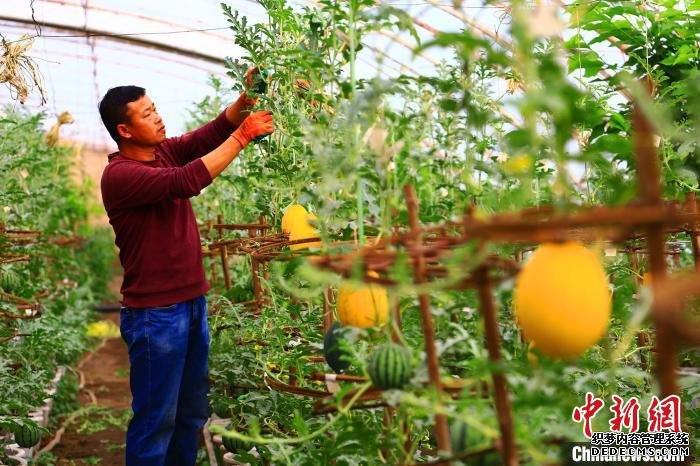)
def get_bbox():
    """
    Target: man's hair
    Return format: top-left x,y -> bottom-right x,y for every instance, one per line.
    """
98,86 -> 146,144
